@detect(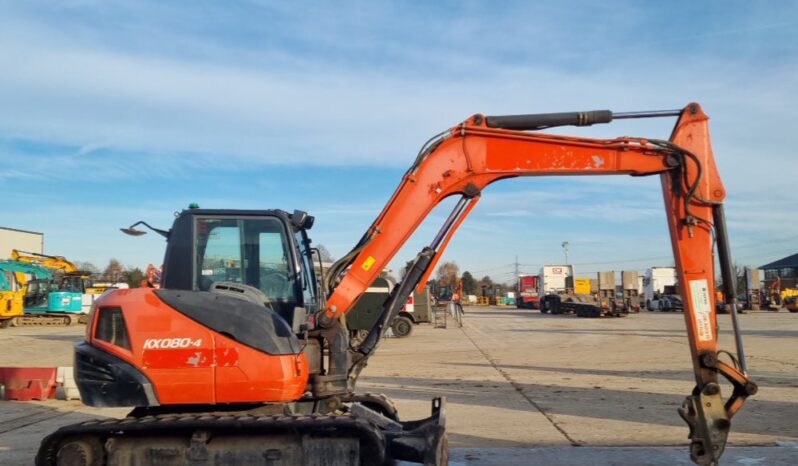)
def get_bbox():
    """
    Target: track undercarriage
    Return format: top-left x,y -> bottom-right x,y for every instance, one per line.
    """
37,396 -> 447,466
0,313 -> 86,328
